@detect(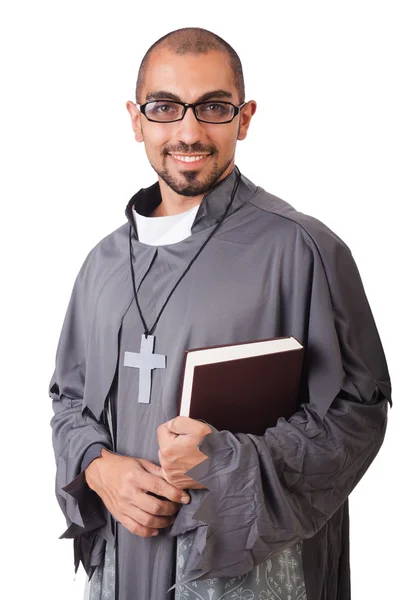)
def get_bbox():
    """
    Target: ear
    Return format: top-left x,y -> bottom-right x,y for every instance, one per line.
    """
126,101 -> 144,143
237,100 -> 257,141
